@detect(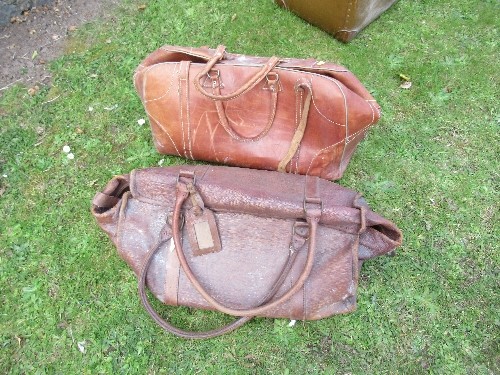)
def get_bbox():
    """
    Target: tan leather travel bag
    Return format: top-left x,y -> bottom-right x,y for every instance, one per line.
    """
275,0 -> 398,42
134,45 -> 381,180
92,165 -> 402,338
